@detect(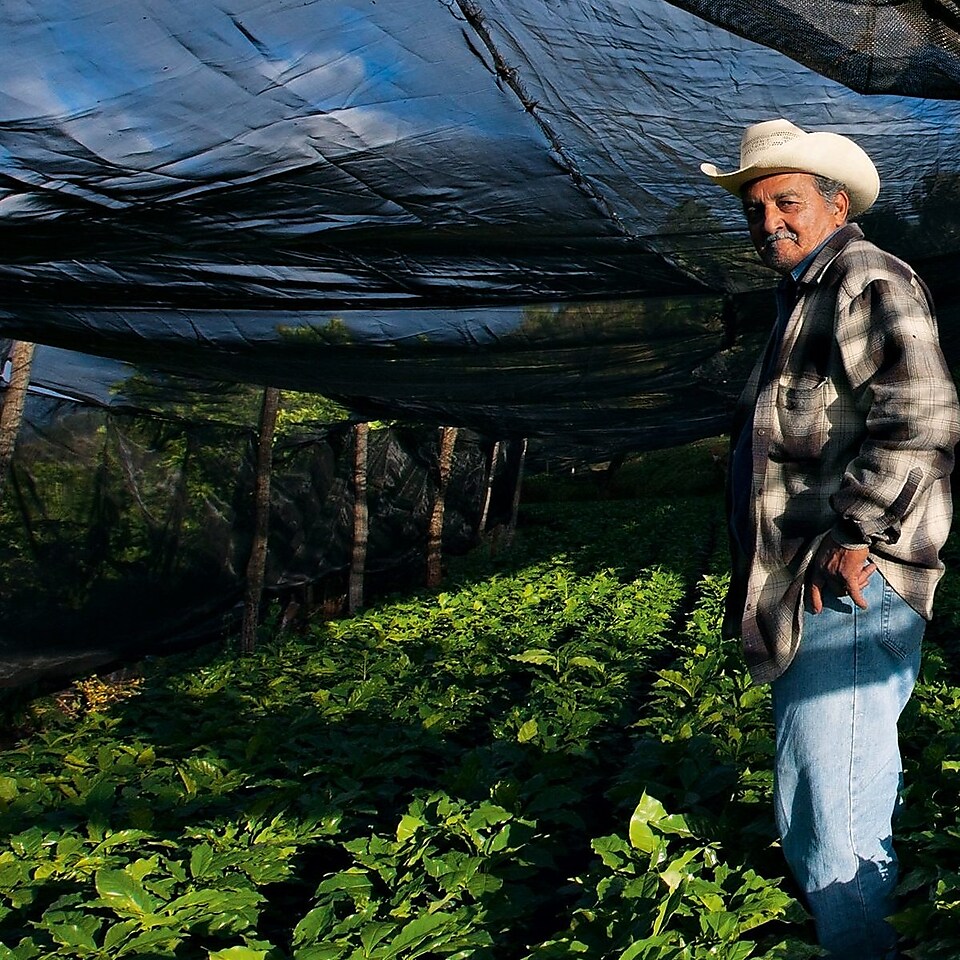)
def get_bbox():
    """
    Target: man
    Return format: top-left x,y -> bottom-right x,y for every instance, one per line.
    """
700,119 -> 959,958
